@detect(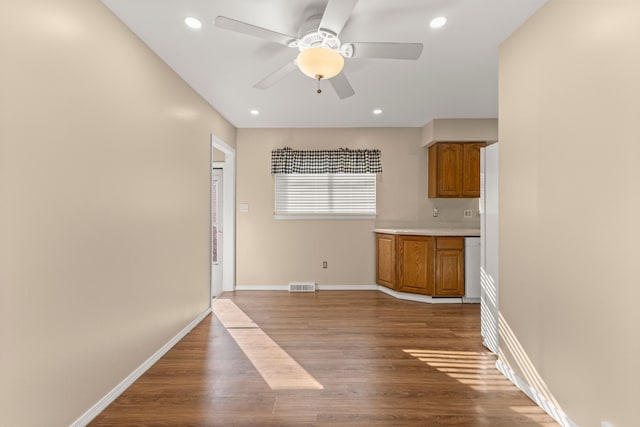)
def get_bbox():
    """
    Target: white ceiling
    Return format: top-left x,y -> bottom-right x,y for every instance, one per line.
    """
101,0 -> 546,128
